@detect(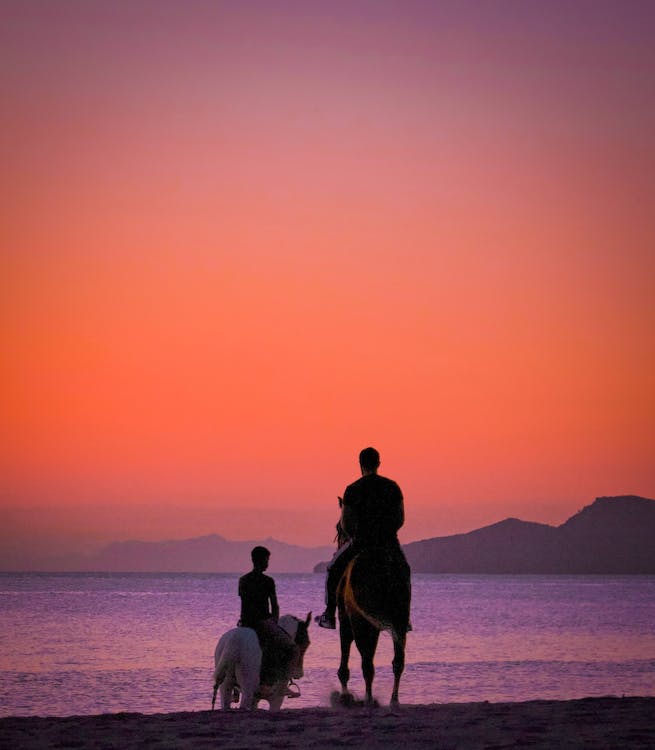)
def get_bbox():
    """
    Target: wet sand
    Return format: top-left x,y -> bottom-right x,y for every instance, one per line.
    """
2,697 -> 654,749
